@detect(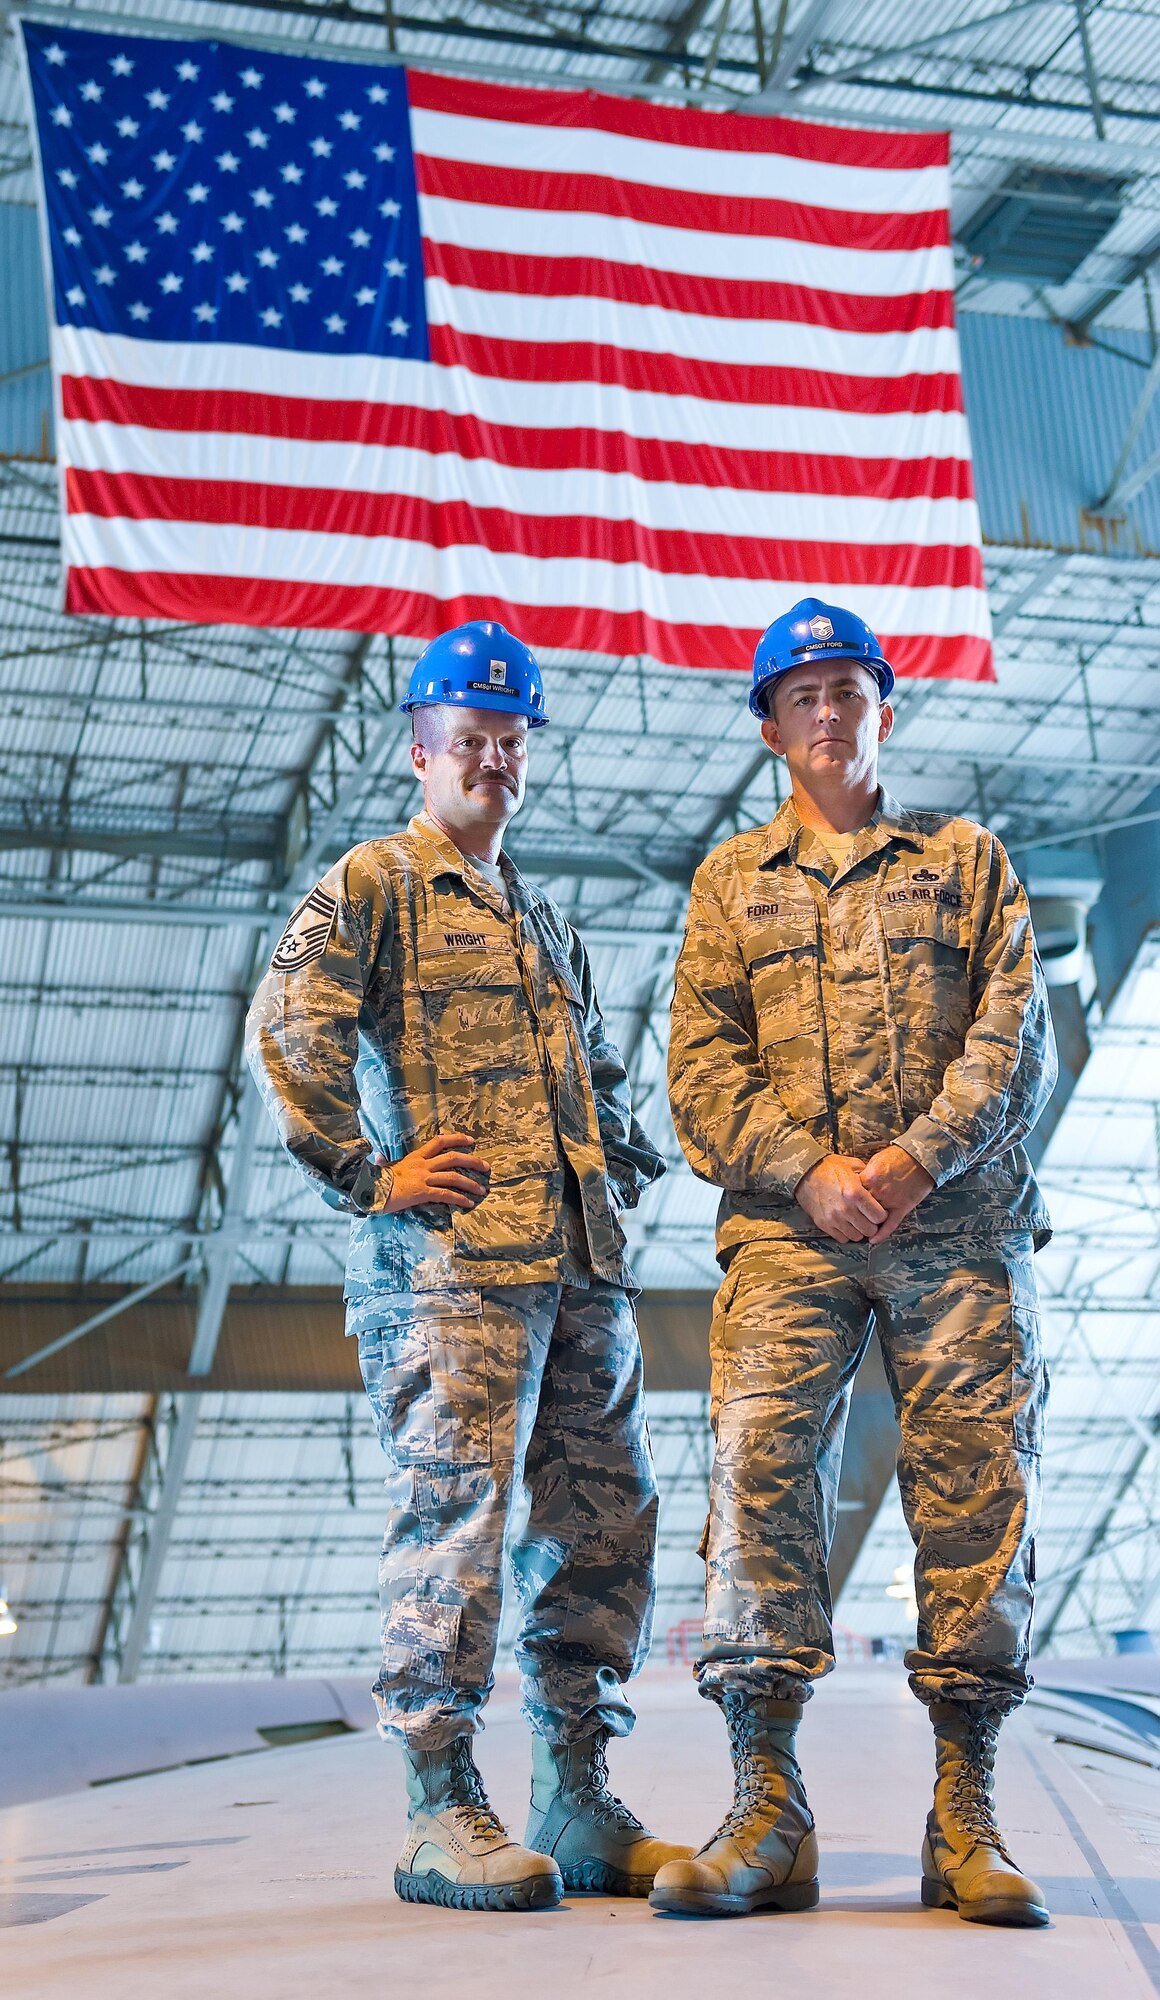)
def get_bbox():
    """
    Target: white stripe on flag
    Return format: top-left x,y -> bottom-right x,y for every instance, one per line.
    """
63,512 -> 992,637
62,421 -> 982,547
55,333 -> 973,462
418,194 -> 956,298
410,108 -> 950,216
423,279 -> 964,379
